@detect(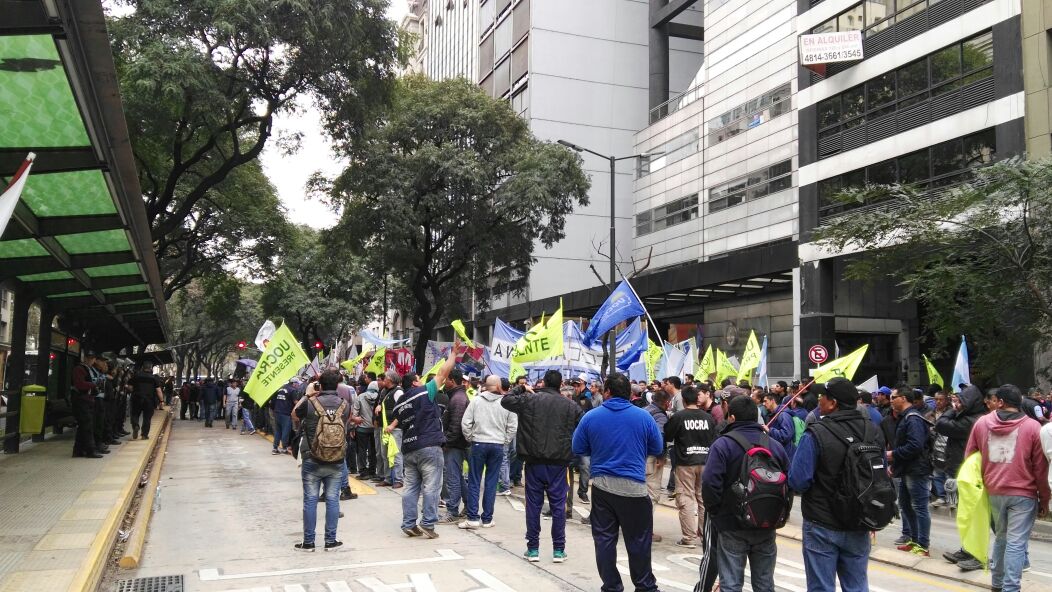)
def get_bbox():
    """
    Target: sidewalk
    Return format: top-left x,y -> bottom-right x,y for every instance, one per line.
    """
0,411 -> 169,592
